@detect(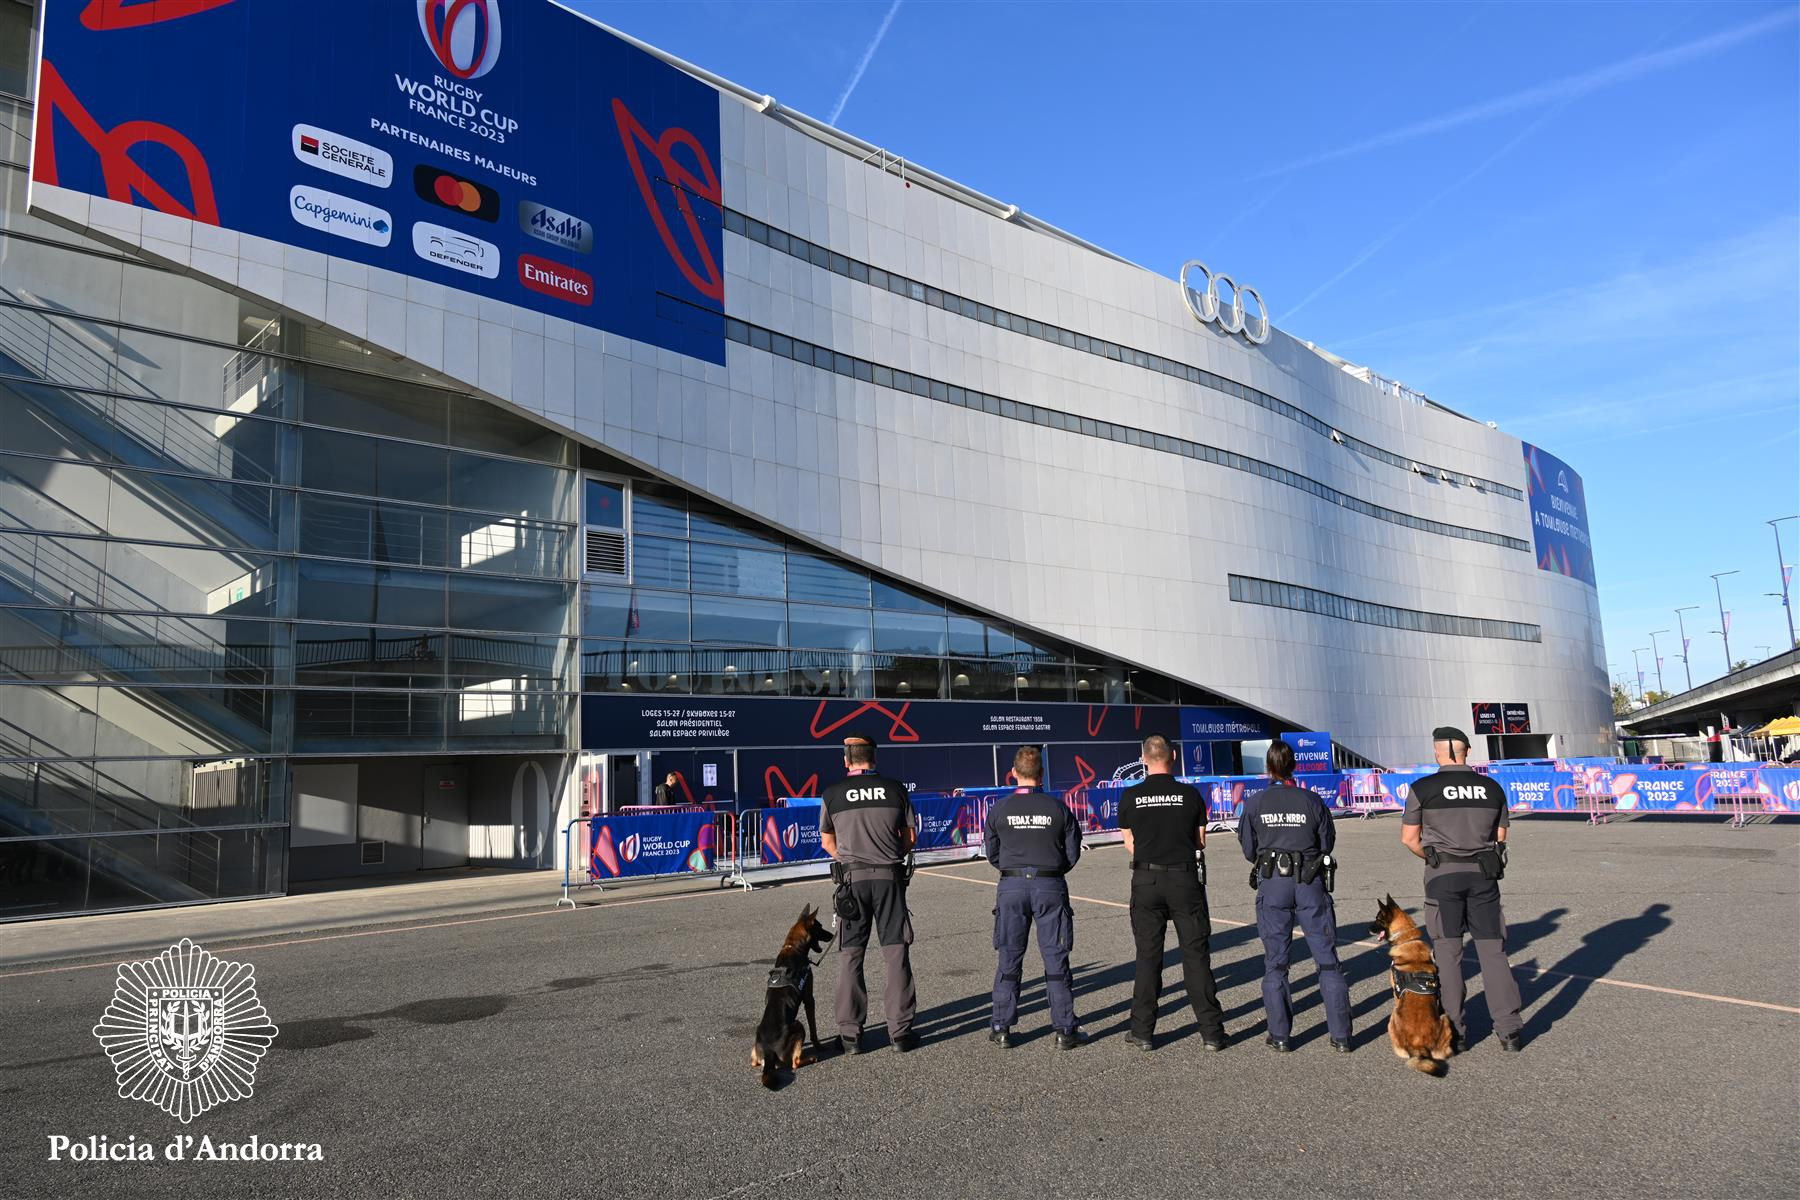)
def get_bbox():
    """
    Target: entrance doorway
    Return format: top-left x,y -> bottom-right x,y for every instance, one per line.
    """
421,764 -> 470,869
